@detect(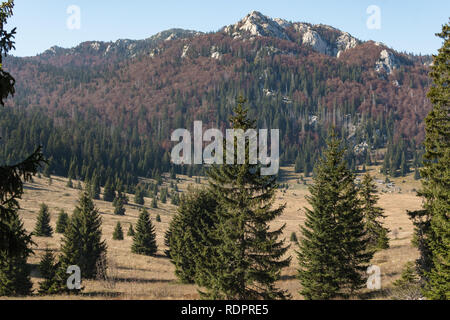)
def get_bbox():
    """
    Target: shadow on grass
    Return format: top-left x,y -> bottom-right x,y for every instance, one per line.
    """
358,288 -> 392,300
80,291 -> 123,298
114,277 -> 173,284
